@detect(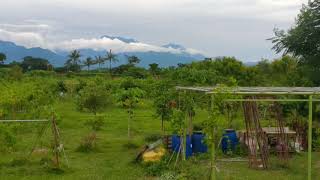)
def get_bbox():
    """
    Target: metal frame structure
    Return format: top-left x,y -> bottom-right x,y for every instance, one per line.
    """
176,86 -> 320,180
